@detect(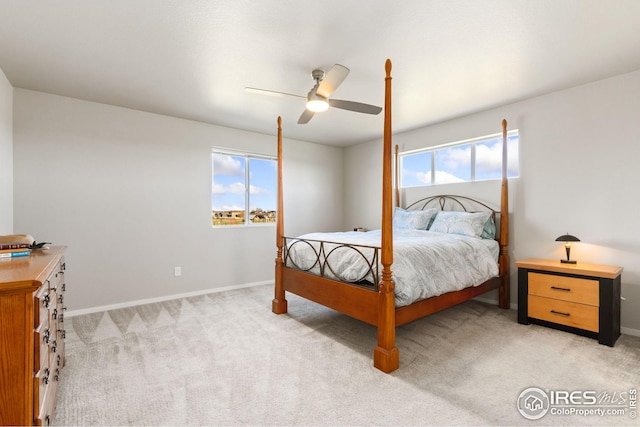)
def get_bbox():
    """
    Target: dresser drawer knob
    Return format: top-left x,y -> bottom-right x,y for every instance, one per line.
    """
550,286 -> 571,292
550,309 -> 571,317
